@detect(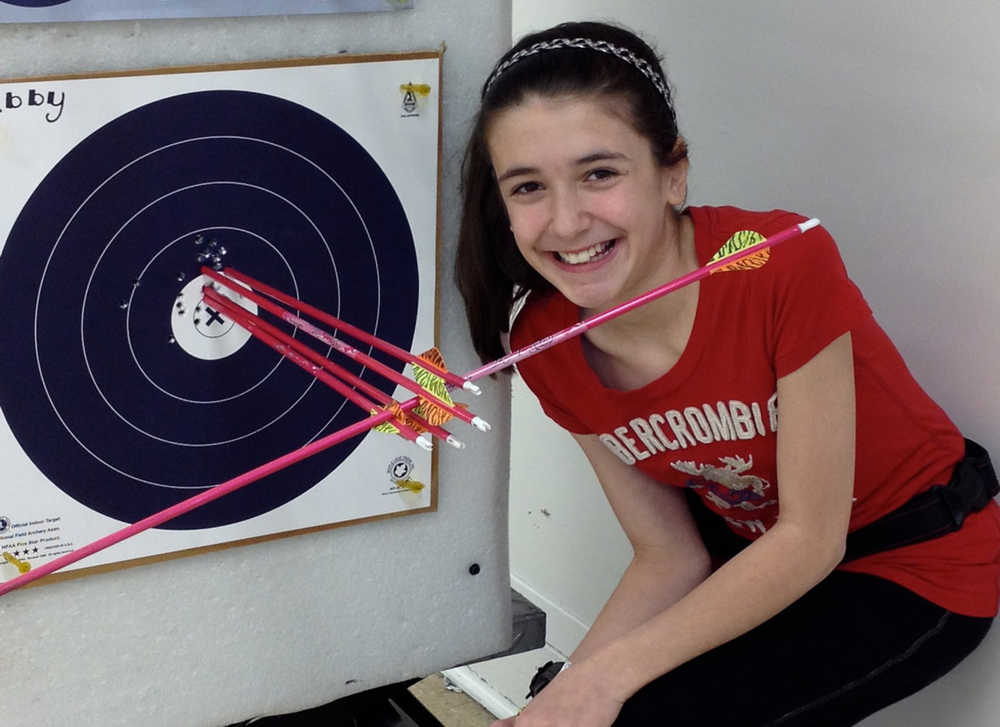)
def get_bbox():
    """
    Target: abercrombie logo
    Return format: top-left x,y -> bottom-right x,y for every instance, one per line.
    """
1,88 -> 66,123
